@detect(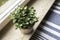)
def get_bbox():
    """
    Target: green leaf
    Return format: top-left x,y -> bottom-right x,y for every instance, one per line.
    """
13,20 -> 16,23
